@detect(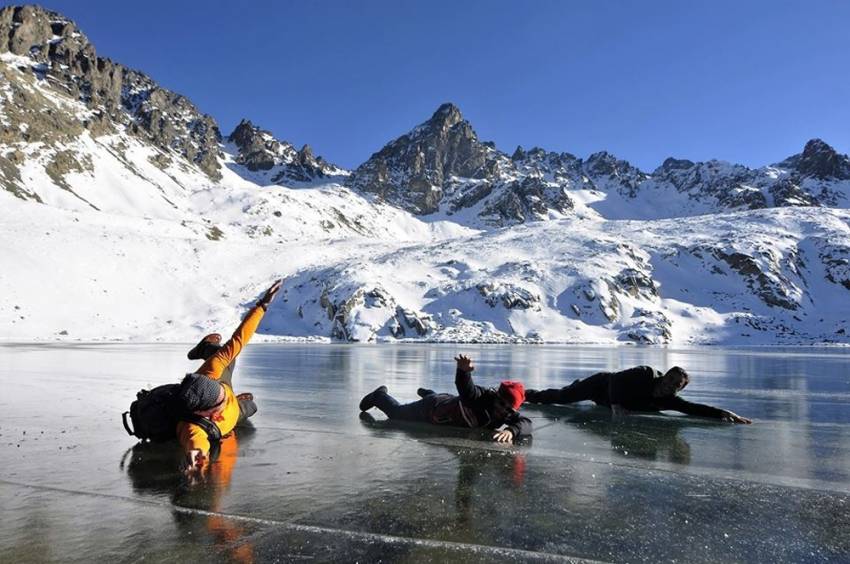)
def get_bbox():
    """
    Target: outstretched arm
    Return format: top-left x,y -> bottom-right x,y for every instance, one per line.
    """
455,354 -> 487,401
196,281 -> 282,380
660,396 -> 752,424
494,412 -> 533,442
